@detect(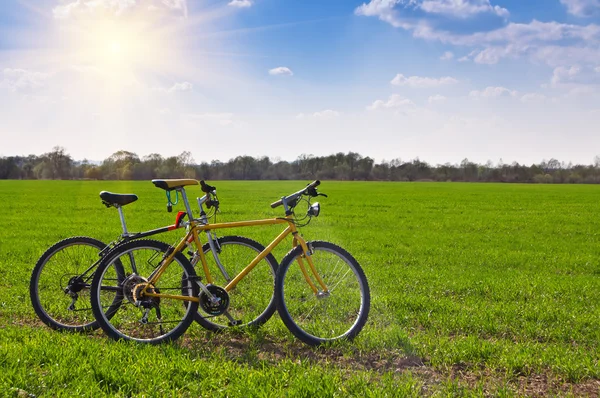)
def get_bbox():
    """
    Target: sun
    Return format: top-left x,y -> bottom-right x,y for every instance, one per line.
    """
108,41 -> 122,56
62,12 -> 186,86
